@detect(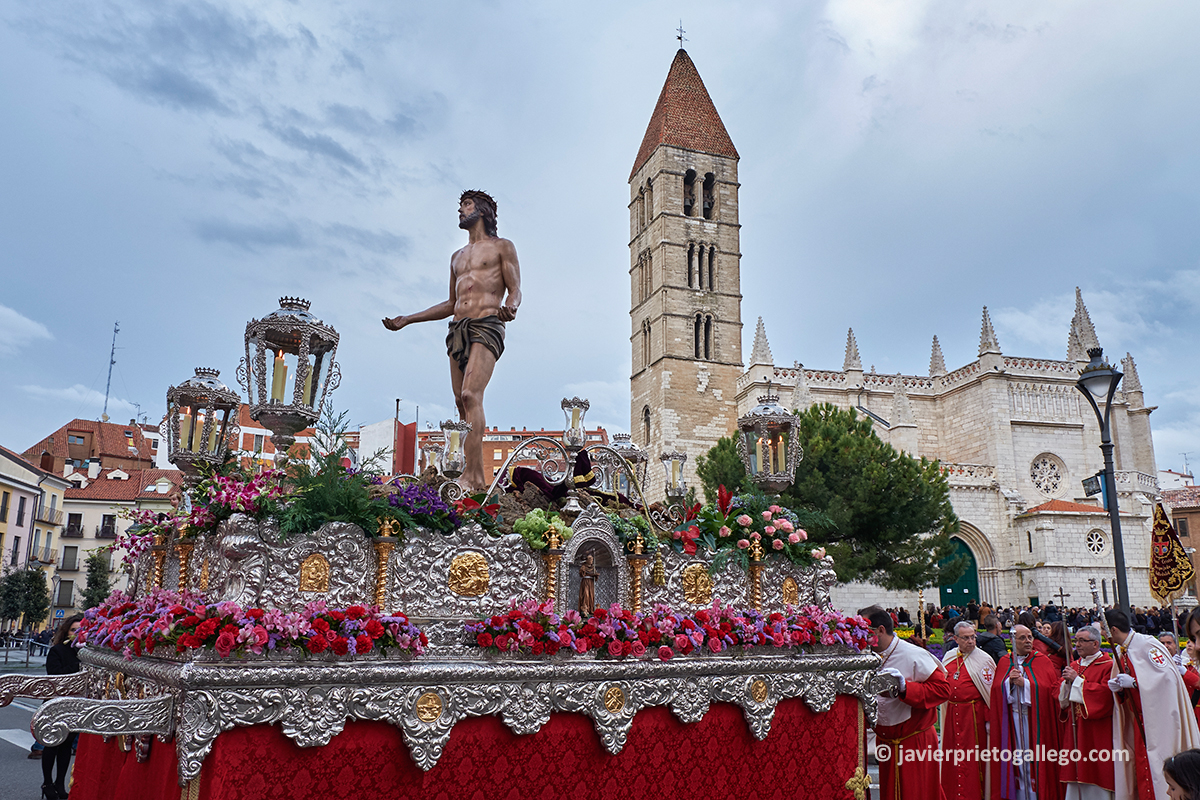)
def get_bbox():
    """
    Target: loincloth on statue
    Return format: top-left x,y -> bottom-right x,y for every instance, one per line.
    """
445,315 -> 506,372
